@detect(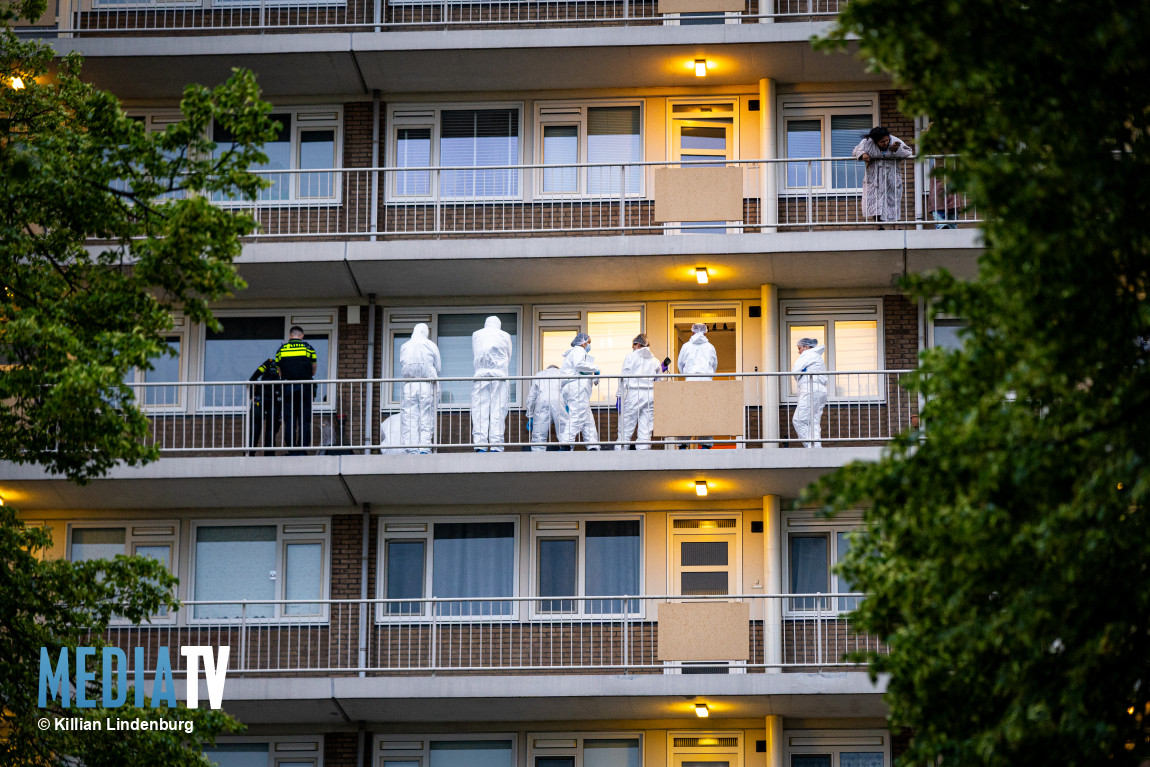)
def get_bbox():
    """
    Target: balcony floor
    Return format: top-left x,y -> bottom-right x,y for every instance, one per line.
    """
187,671 -> 888,724
0,446 -> 880,510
